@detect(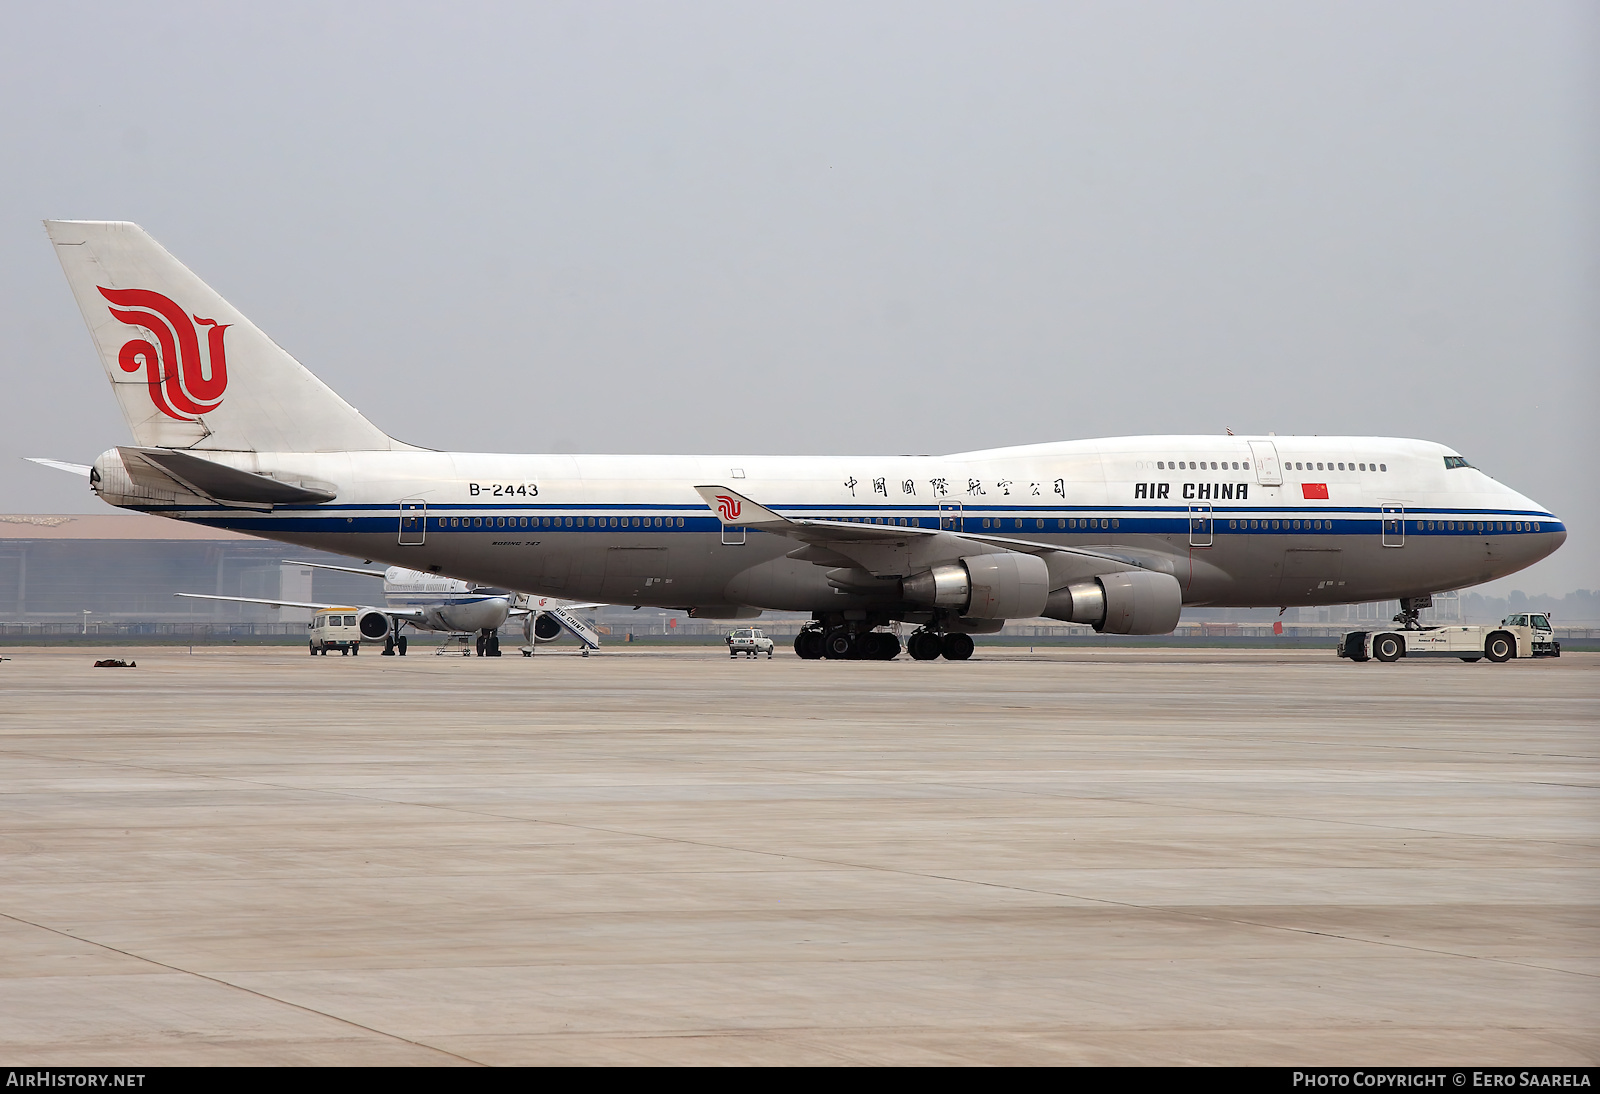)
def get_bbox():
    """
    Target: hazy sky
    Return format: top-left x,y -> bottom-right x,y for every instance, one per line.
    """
3,1 -> 1594,594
